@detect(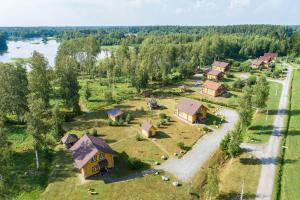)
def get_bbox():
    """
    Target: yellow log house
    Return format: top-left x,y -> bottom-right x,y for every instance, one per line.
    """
70,134 -> 116,178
